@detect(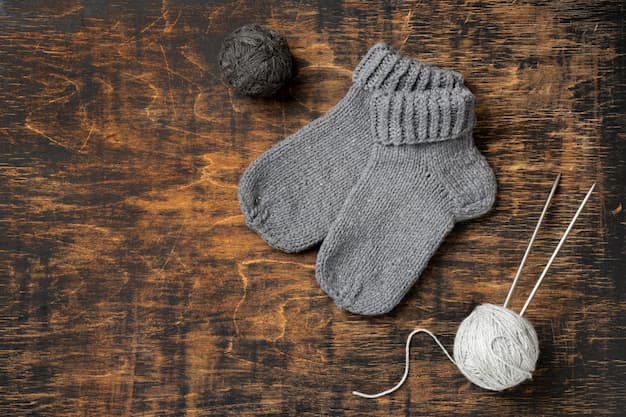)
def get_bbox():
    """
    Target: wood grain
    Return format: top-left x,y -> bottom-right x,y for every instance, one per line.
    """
1,1 -> 625,416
